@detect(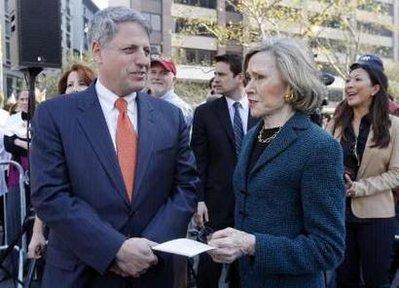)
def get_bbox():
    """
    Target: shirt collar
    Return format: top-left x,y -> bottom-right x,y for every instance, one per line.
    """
96,79 -> 137,113
225,95 -> 248,110
160,89 -> 175,101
